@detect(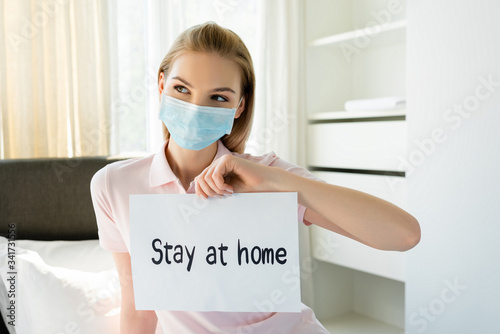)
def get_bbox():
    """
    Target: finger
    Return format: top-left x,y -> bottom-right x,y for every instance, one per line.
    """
196,173 -> 219,198
194,177 -> 208,200
212,163 -> 232,193
203,165 -> 226,195
194,168 -> 211,199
